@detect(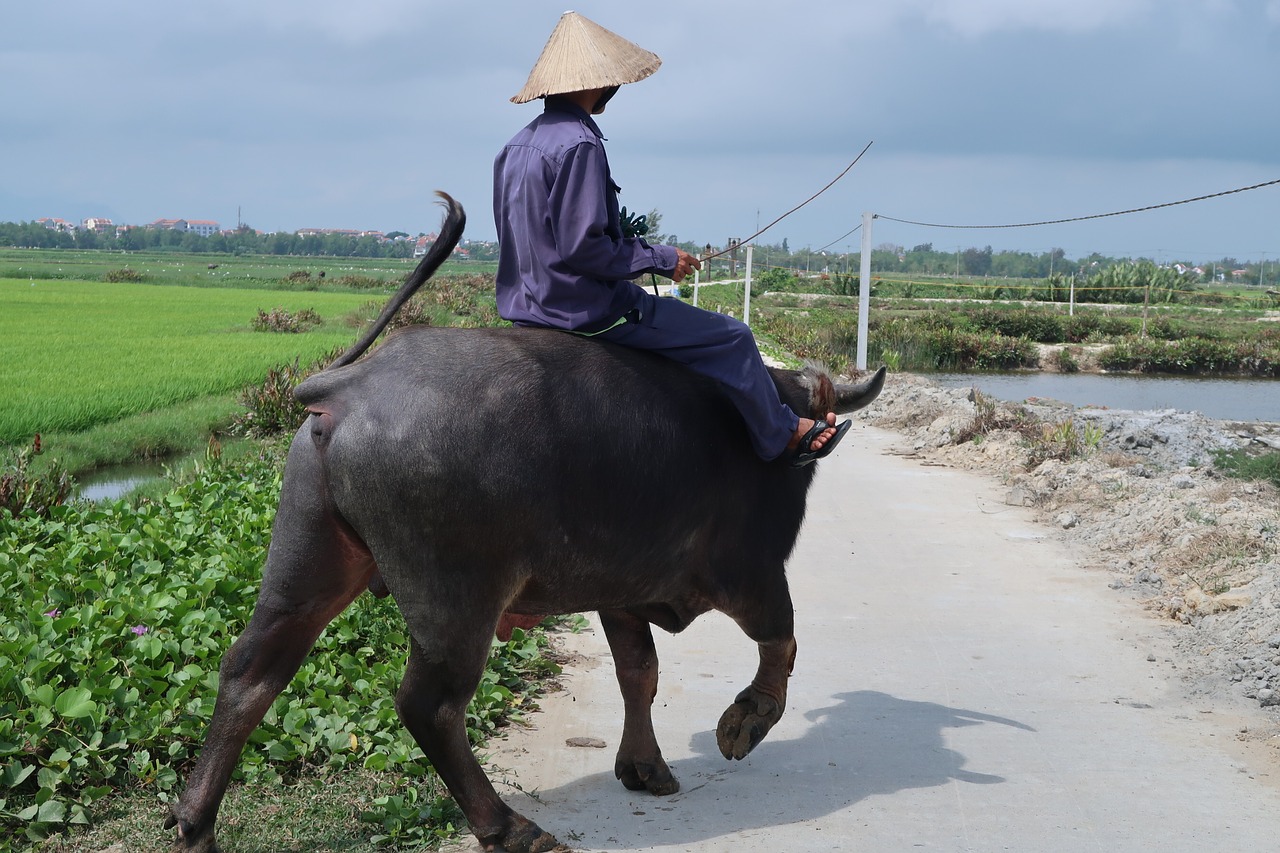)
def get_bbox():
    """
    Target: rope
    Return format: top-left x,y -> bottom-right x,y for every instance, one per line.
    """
702,141 -> 873,261
875,177 -> 1280,230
